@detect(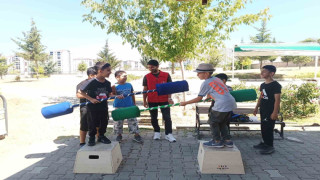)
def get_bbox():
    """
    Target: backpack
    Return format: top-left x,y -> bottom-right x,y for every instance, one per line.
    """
231,113 -> 251,122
